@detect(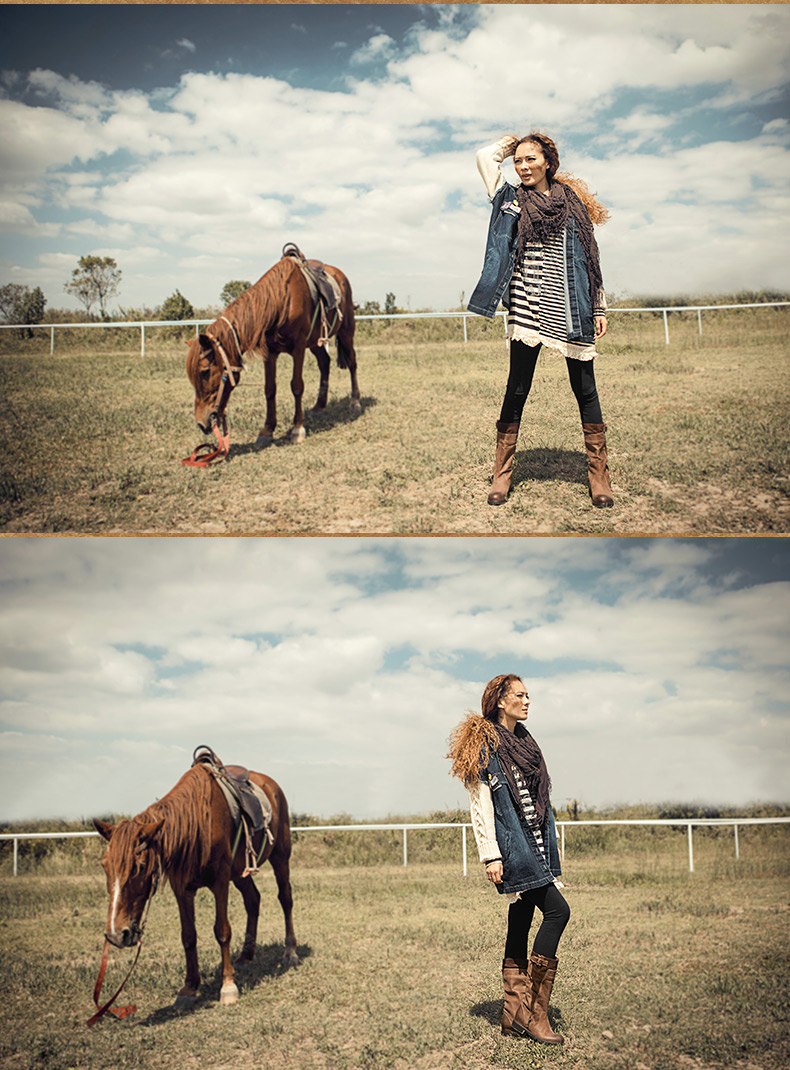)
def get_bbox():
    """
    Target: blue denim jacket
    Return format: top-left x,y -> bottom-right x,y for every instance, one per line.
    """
482,739 -> 562,896
467,180 -> 598,346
